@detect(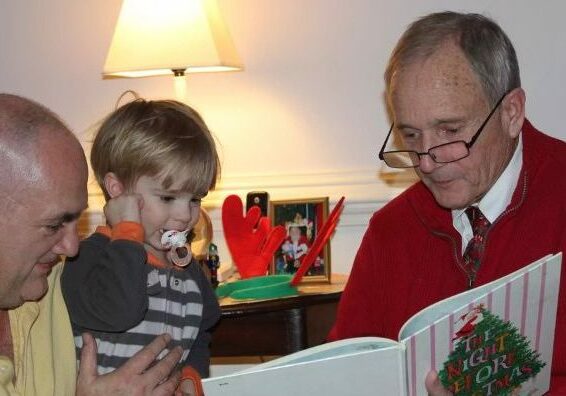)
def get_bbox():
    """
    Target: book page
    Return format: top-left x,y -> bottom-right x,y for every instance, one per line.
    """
203,338 -> 407,396
239,337 -> 400,371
